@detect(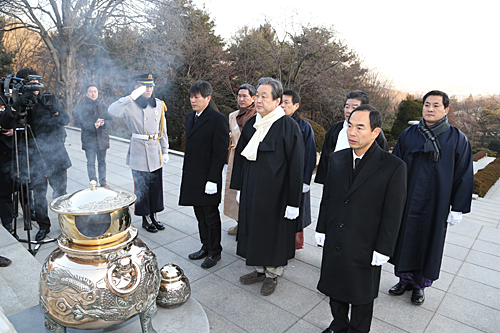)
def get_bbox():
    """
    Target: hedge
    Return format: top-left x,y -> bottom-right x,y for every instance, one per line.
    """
303,116 -> 326,153
473,150 -> 487,162
473,158 -> 500,197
